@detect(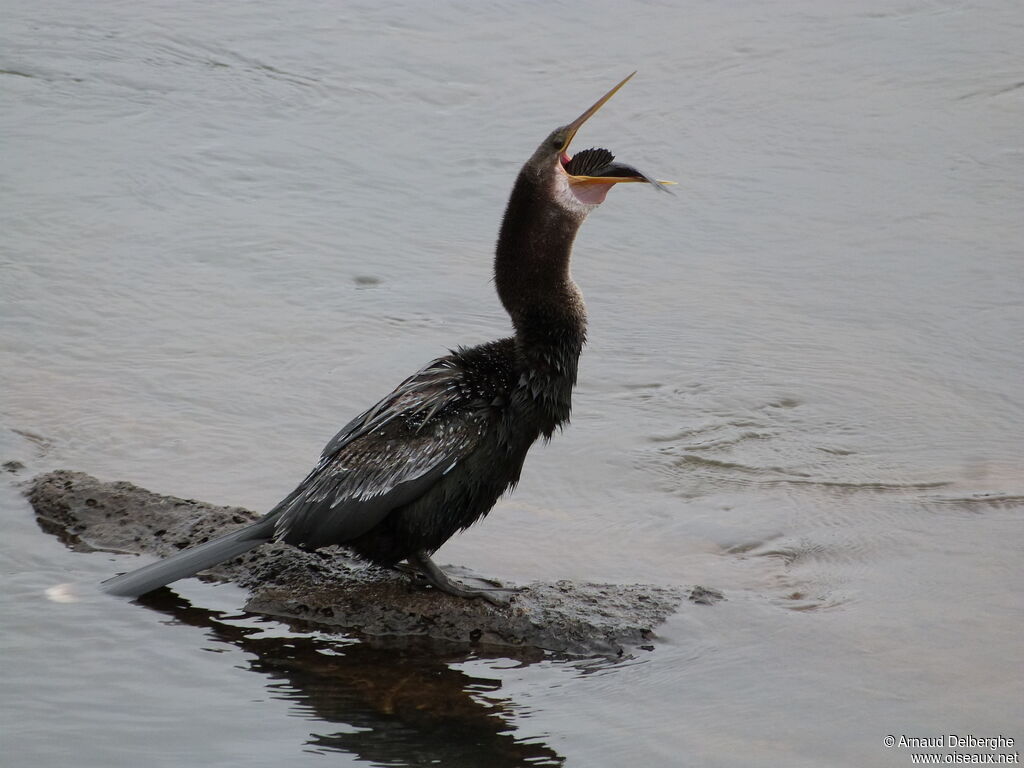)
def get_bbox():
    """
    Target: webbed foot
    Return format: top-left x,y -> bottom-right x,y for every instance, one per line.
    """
405,551 -> 518,606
